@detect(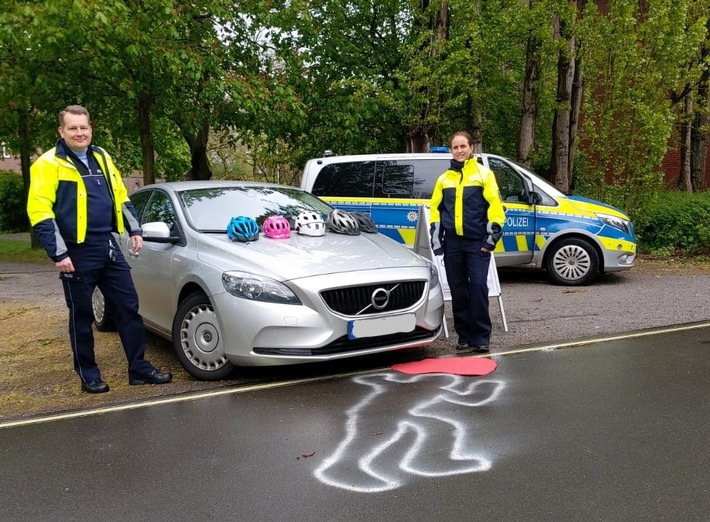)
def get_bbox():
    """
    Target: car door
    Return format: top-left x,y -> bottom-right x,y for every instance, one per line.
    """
129,188 -> 181,334
483,156 -> 536,267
